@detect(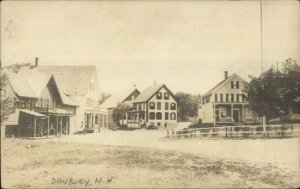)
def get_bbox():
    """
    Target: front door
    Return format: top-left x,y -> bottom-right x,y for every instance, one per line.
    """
233,110 -> 240,122
215,110 -> 219,122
